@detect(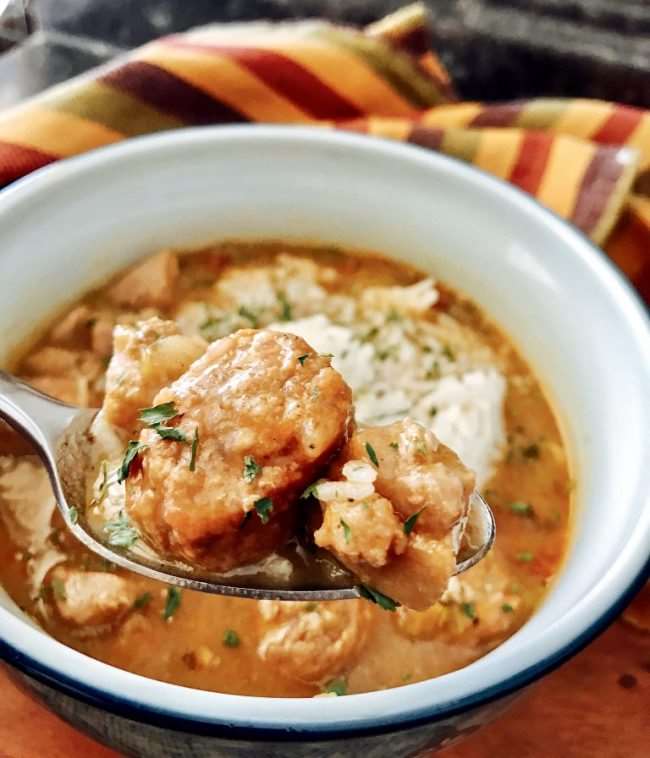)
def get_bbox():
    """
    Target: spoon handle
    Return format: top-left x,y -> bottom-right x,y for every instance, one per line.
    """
0,370 -> 79,454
